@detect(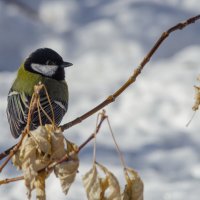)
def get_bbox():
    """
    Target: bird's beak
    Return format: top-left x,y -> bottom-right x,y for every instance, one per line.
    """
61,61 -> 73,68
